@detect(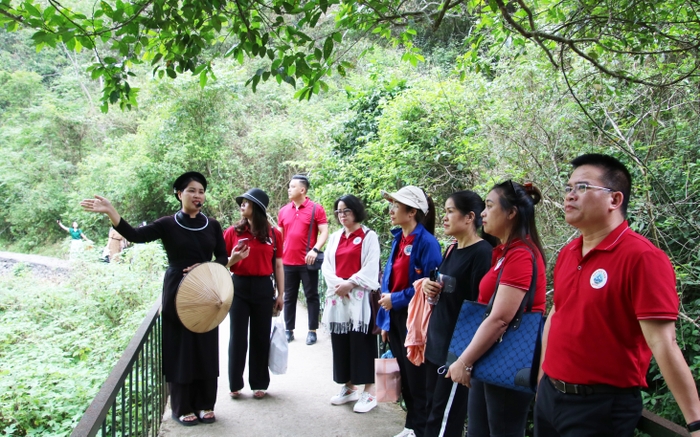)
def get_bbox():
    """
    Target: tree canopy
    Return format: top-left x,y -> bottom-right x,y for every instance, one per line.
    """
1,0 -> 698,111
